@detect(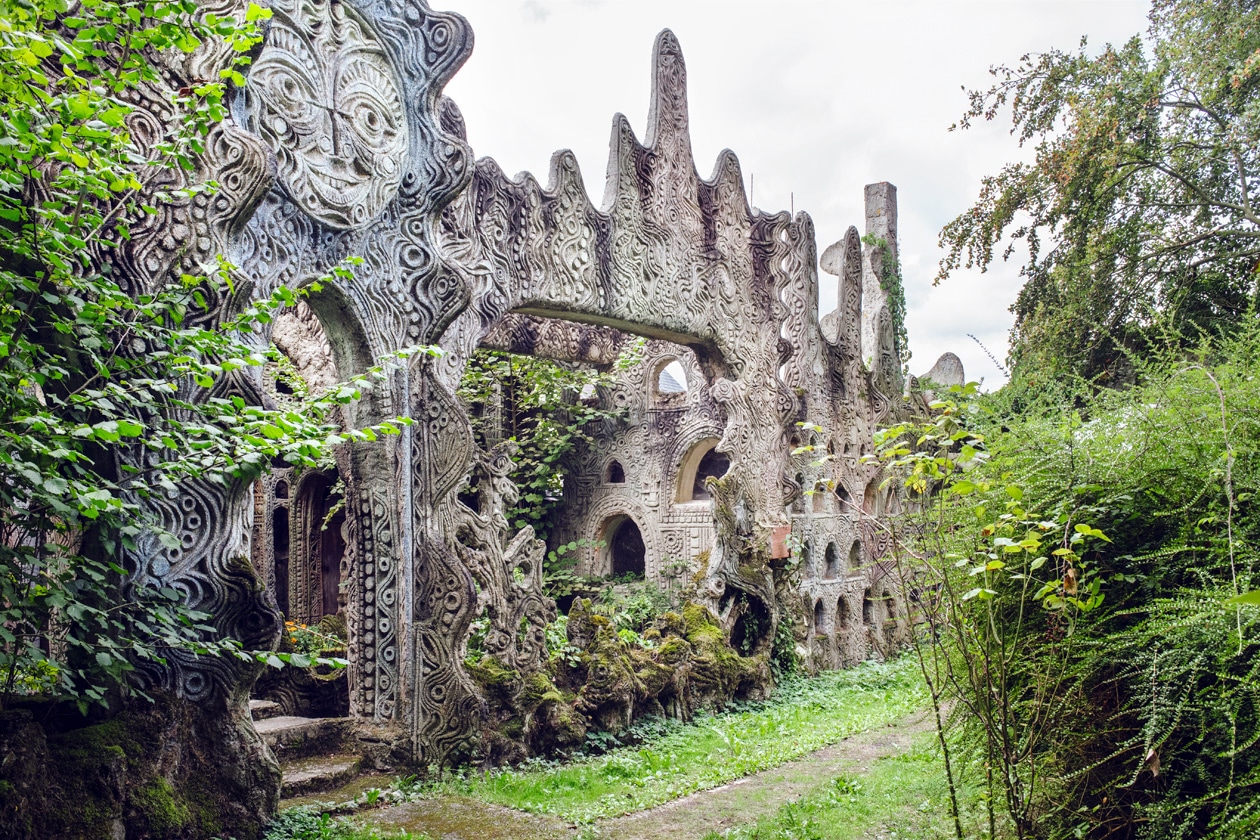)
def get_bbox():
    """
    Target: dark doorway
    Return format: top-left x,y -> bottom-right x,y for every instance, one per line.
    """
295,470 -> 345,622
321,508 -> 346,617
606,460 -> 626,483
273,507 -> 290,616
609,516 -> 646,579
